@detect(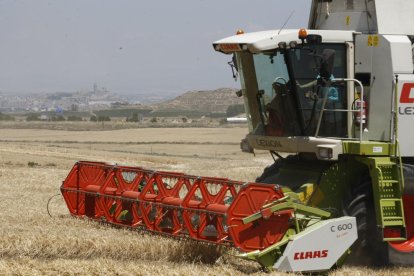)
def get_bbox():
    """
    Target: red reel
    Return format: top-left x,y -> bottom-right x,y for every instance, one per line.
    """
227,184 -> 291,252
